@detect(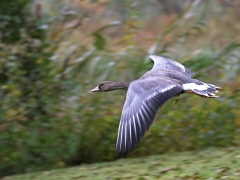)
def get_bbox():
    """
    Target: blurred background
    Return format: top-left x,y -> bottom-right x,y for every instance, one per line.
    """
0,0 -> 240,177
